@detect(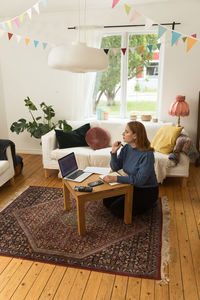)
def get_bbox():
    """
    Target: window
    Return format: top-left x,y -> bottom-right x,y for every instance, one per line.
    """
91,31 -> 161,119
